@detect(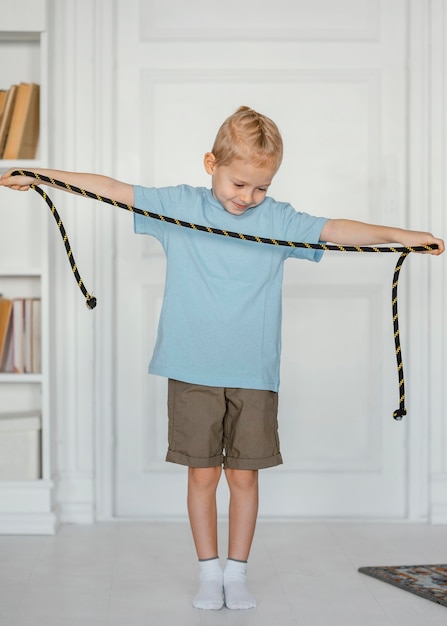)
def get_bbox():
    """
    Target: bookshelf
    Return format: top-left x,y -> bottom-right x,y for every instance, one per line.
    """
0,1 -> 56,534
